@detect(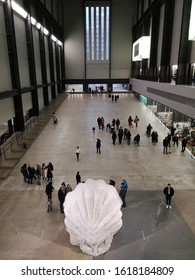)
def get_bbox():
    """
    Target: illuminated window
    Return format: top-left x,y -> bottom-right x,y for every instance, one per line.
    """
189,0 -> 195,40
85,3 -> 110,62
